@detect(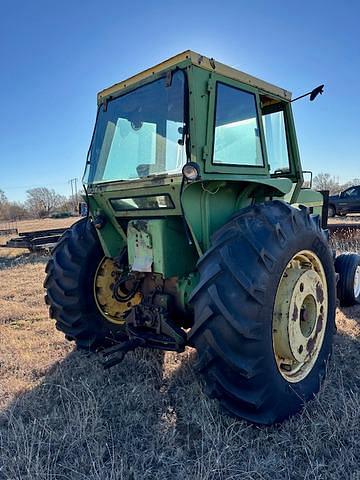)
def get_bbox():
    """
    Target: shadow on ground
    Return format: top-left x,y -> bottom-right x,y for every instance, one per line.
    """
0,322 -> 359,480
0,252 -> 49,270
